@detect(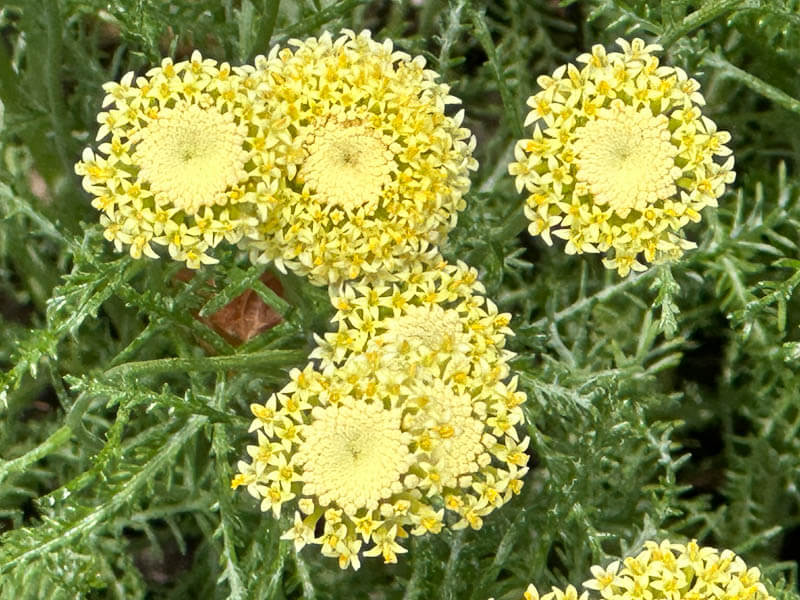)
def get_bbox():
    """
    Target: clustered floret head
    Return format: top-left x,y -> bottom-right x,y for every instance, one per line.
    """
498,539 -> 773,600
232,261 -> 529,569
75,51 -> 291,268
240,29 -> 478,285
509,38 -> 735,276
